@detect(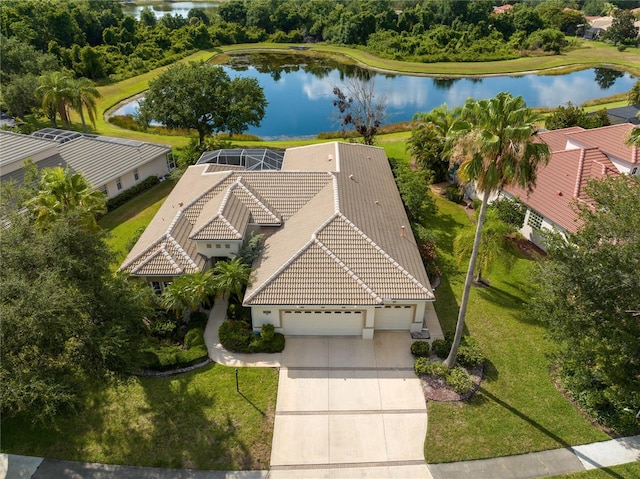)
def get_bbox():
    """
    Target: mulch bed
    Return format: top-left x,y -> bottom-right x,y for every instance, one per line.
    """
419,360 -> 484,402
